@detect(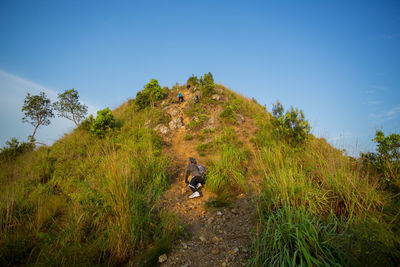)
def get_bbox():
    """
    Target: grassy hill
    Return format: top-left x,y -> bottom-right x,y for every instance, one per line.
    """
1,76 -> 399,266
